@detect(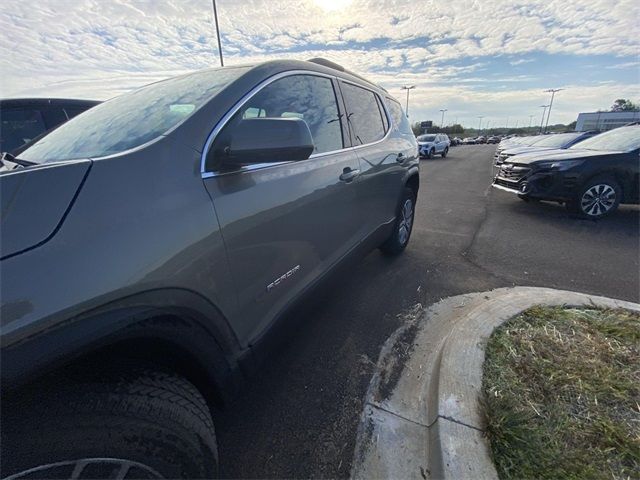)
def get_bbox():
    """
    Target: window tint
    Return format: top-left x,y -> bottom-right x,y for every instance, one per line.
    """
341,82 -> 386,145
0,108 -> 46,153
21,67 -> 249,163
214,74 -> 343,161
375,95 -> 389,133
385,97 -> 413,135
